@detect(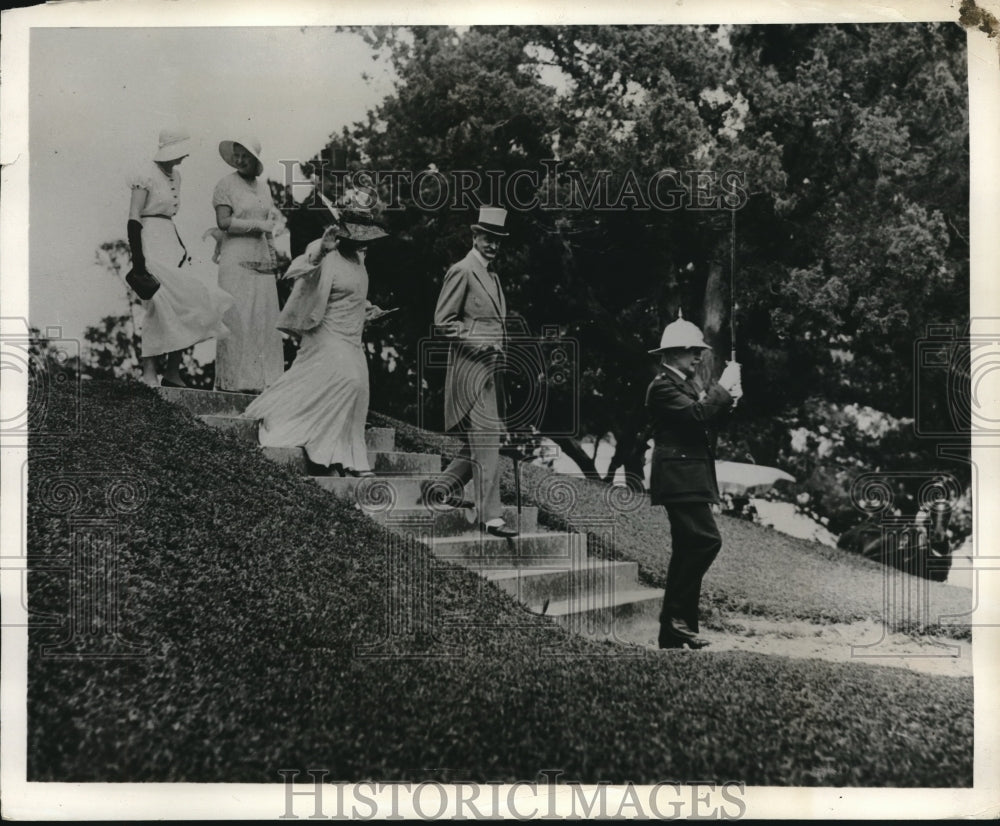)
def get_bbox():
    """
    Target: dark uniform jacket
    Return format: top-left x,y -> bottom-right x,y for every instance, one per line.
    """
646,368 -> 732,505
